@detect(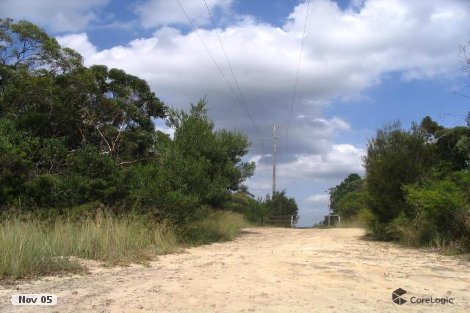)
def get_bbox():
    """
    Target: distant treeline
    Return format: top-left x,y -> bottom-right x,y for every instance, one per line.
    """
0,19 -> 297,226
224,189 -> 298,227
330,117 -> 470,250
